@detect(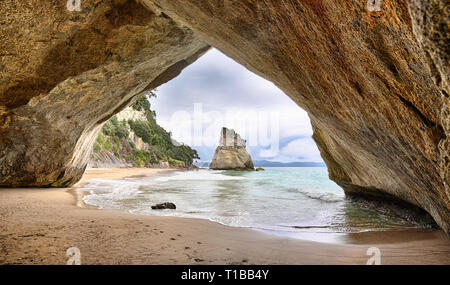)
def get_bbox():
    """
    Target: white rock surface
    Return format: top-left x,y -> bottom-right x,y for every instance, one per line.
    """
210,128 -> 254,170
